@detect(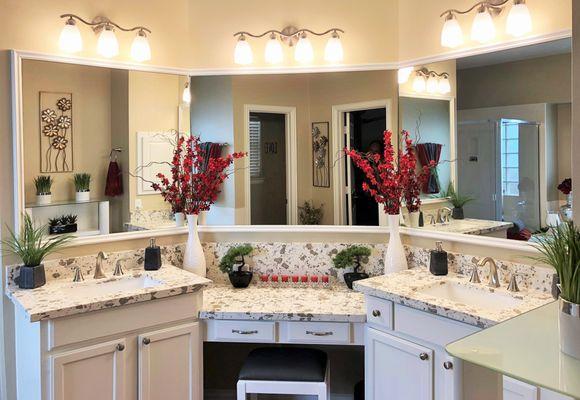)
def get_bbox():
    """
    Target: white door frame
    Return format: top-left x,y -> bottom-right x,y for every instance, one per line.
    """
243,104 -> 298,225
331,99 -> 392,226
